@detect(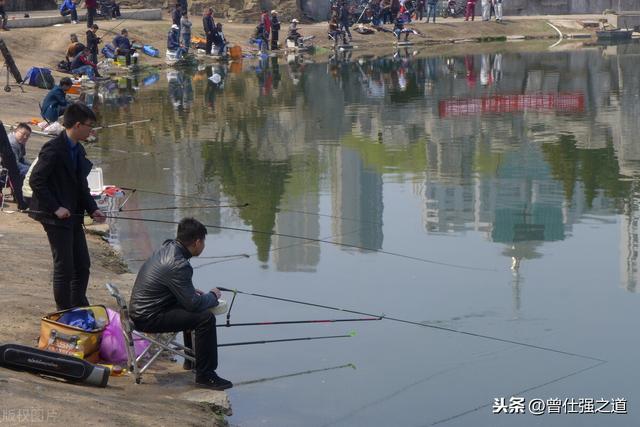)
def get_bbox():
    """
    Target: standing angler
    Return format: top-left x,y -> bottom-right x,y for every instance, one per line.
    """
270,10 -> 280,50
29,103 -> 106,310
203,8 -> 215,55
